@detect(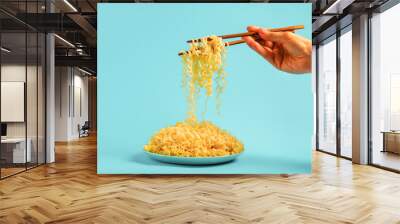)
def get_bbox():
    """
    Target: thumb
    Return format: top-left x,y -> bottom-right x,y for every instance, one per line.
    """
257,29 -> 308,56
257,29 -> 294,44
